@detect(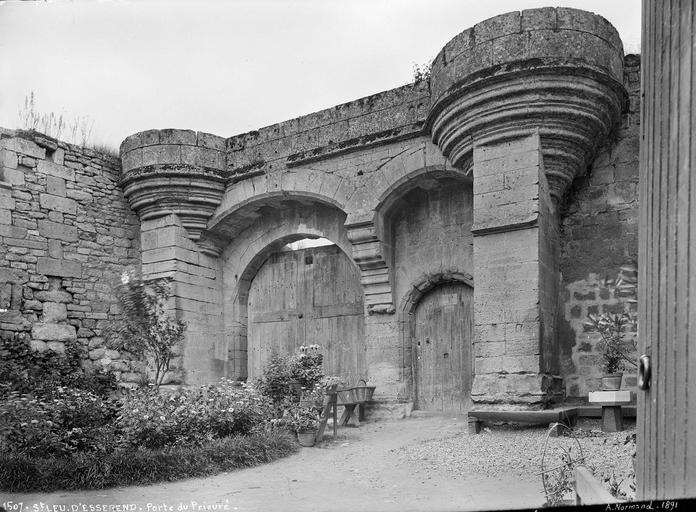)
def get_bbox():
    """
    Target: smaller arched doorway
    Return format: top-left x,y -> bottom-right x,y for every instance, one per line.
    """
403,273 -> 474,414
